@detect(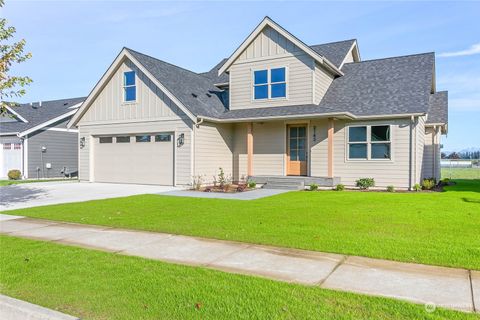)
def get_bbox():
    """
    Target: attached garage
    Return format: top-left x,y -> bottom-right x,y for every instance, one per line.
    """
93,133 -> 174,185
